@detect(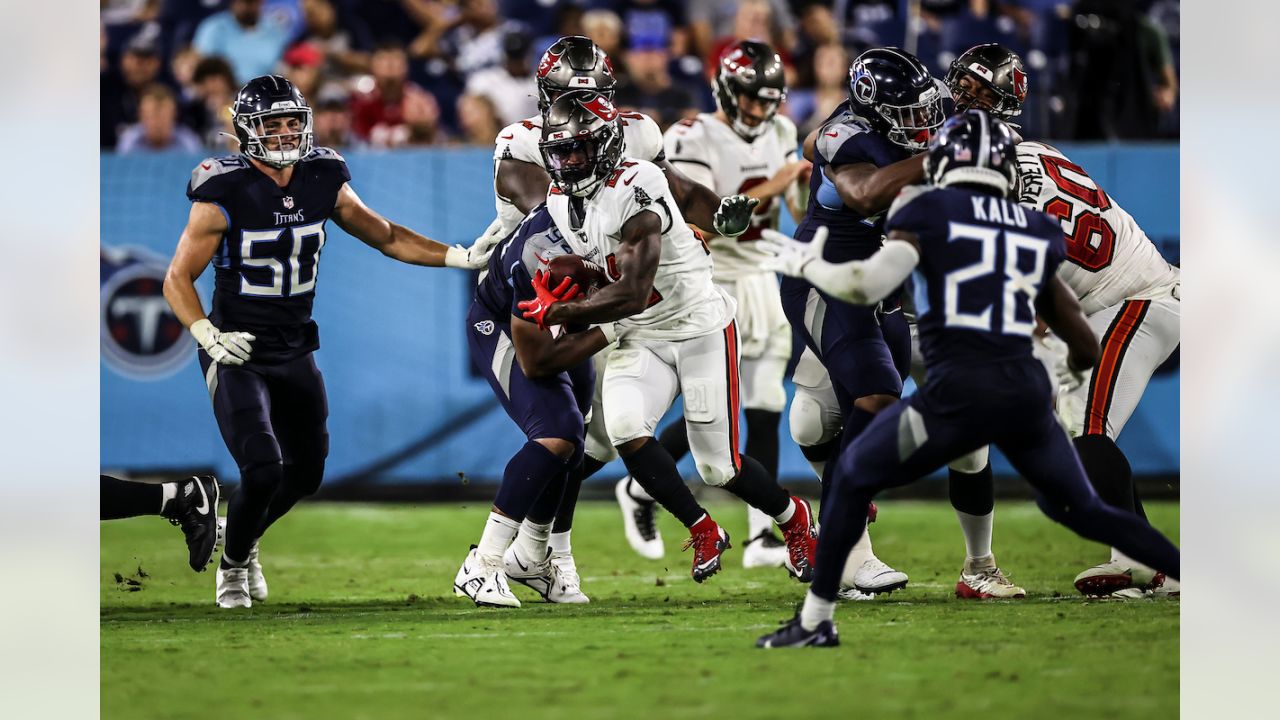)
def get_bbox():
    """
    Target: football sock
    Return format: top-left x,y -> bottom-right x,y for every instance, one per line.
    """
493,441 -> 569,522
621,438 -> 705,528
744,409 -> 782,481
552,456 -> 605,534
845,525 -> 875,570
747,505 -> 775,538
949,463 -> 995,560
225,462 -> 283,563
99,475 -> 165,520
799,590 -> 836,631
549,531 -> 572,555
657,421 -> 690,463
516,519 -> 552,561
1073,434 -> 1135,511
723,455 -> 790,517
954,510 -> 994,561
773,496 -> 797,525
477,512 -> 521,562
527,466 -> 568,526
811,482 -> 876,601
